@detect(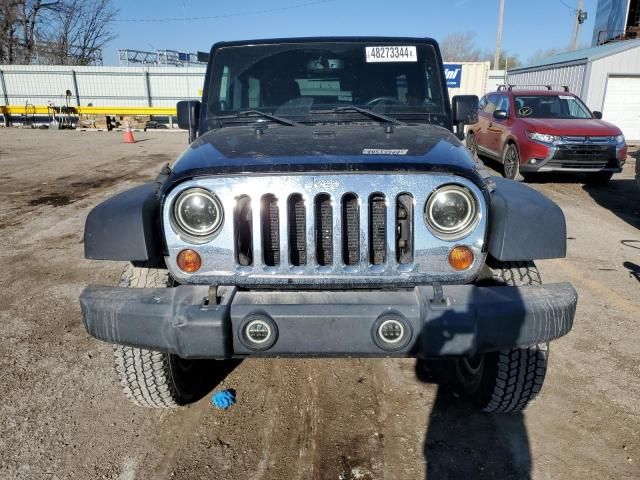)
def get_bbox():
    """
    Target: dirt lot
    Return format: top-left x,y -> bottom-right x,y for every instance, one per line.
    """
0,129 -> 638,480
